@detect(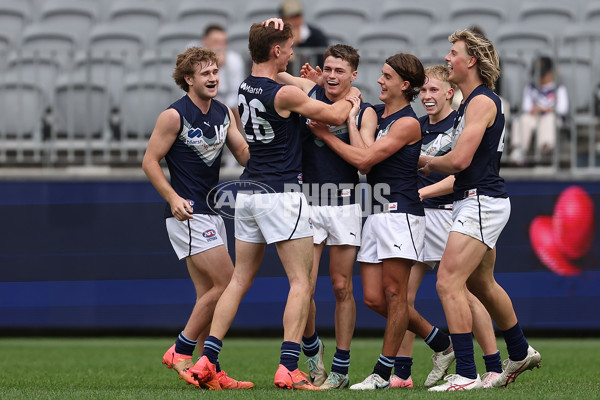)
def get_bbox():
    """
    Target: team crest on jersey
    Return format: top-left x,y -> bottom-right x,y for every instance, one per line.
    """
180,115 -> 229,167
202,229 -> 217,241
188,127 -> 203,139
